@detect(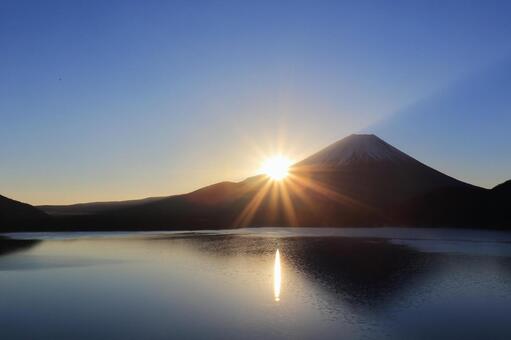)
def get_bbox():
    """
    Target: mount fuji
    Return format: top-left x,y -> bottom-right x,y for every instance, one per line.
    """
298,134 -> 414,166
293,134 -> 476,210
